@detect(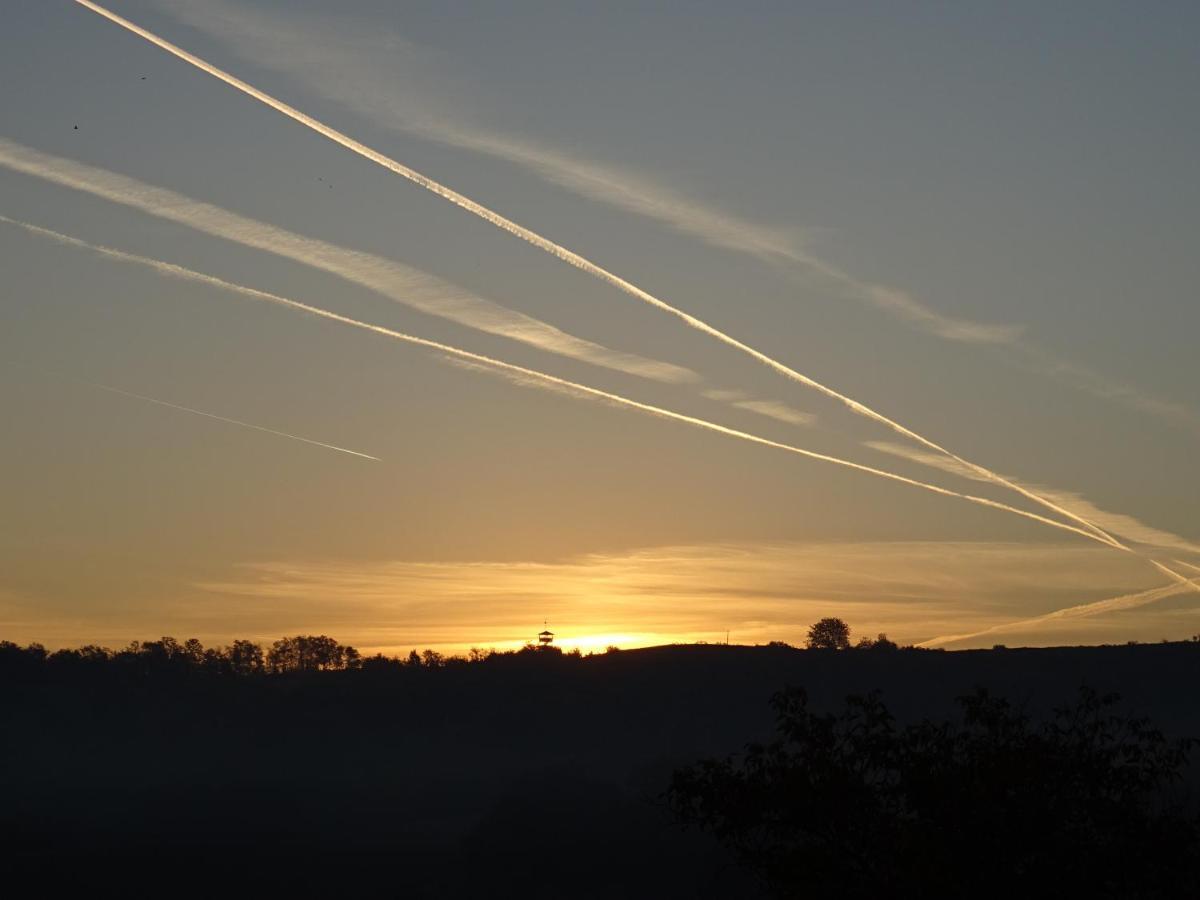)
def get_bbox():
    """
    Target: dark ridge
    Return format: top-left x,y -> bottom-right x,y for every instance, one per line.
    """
3,637 -> 1198,895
